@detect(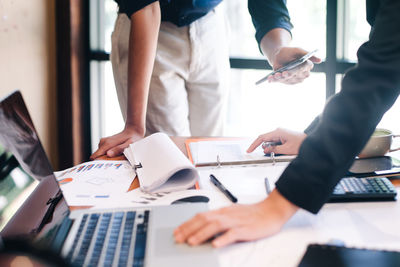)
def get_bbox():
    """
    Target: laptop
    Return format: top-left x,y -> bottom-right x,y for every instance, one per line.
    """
0,91 -> 219,266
